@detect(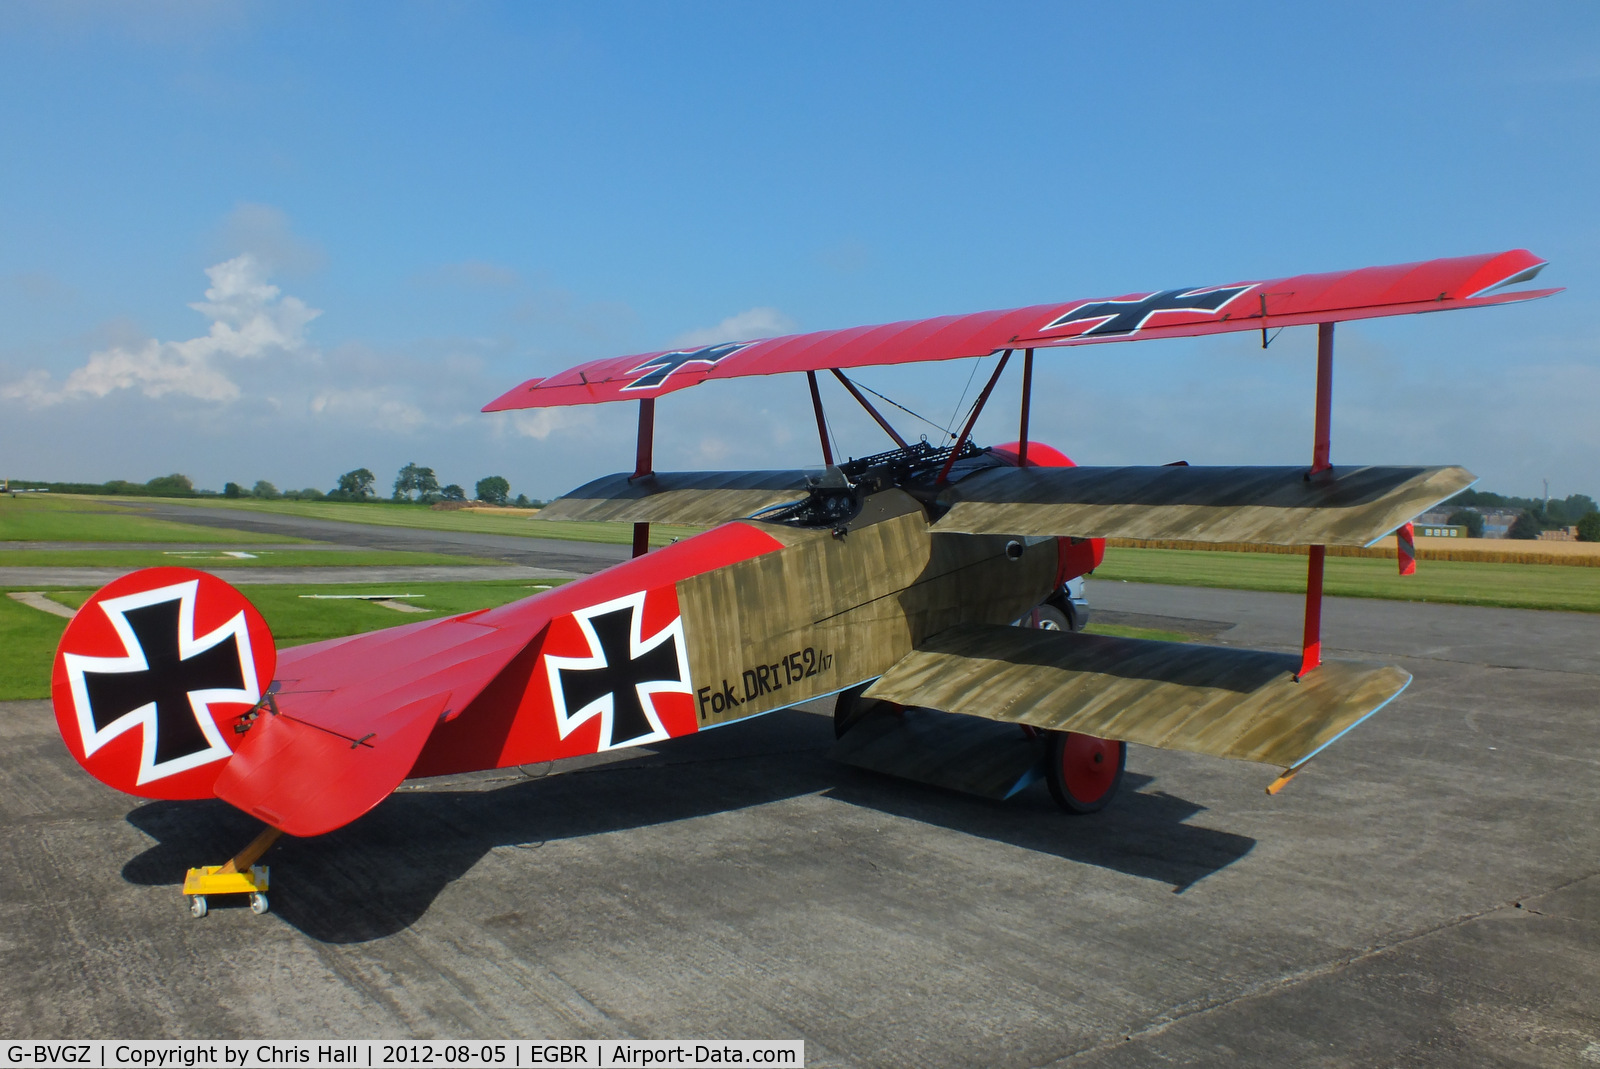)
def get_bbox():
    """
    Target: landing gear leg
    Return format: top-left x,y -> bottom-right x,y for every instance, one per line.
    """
183,826 -> 282,918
